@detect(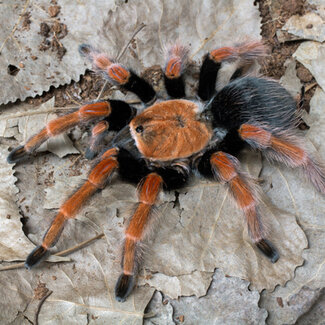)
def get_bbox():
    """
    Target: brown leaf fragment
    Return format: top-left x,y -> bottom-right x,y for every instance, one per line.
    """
34,282 -> 49,300
277,297 -> 284,308
21,12 -> 31,31
39,22 -> 50,37
178,315 -> 185,323
297,65 -> 313,83
48,5 -> 60,18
